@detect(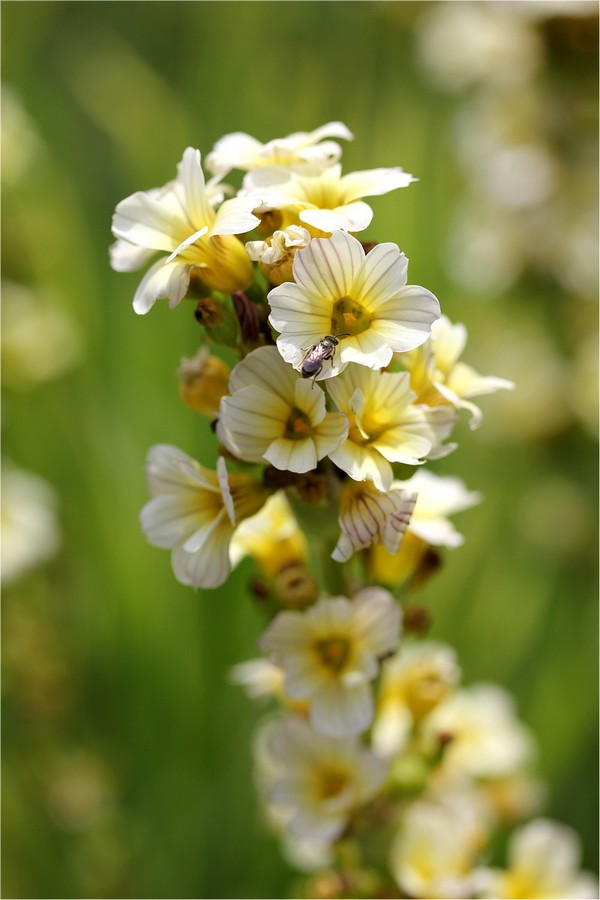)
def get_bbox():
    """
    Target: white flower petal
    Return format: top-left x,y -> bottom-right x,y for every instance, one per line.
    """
112,190 -> 187,253
311,682 -> 374,738
353,243 -> 409,307
299,201 -> 373,234
176,147 -> 213,229
352,588 -> 401,656
292,231 -> 365,301
264,438 -> 317,473
373,285 -> 441,350
211,195 -> 262,236
109,238 -> 156,272
171,524 -> 231,588
132,258 -> 190,315
340,167 -> 415,202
